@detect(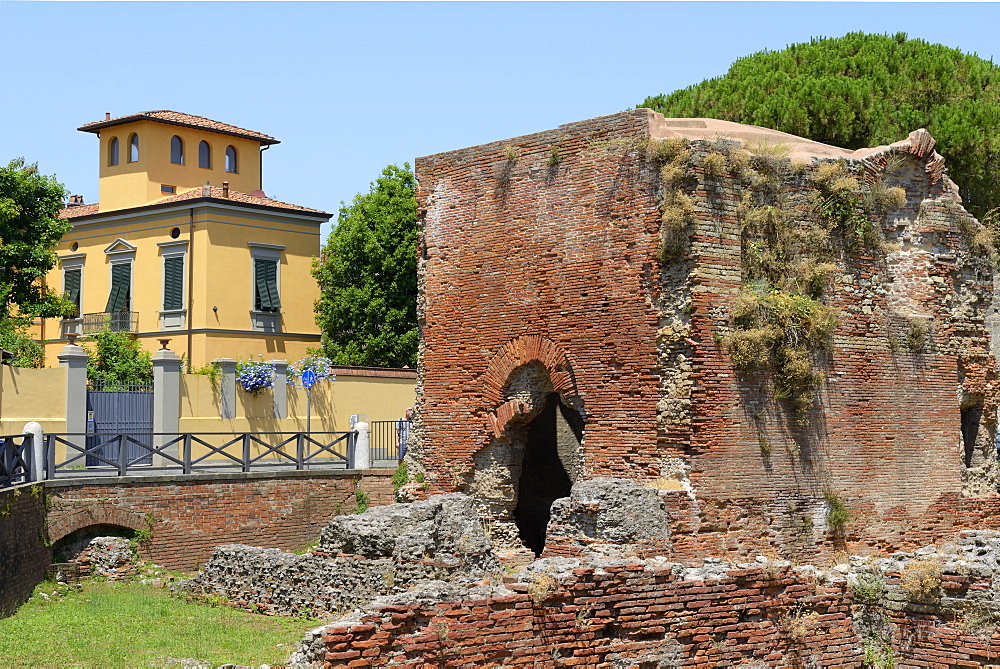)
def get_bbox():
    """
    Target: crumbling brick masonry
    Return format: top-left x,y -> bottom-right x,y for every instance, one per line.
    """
411,109 -> 1000,563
